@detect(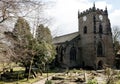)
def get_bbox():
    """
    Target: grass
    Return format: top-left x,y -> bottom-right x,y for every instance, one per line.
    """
0,73 -> 45,84
116,80 -> 120,84
68,68 -> 86,74
0,78 -> 39,84
0,63 -> 61,84
0,67 -> 56,84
